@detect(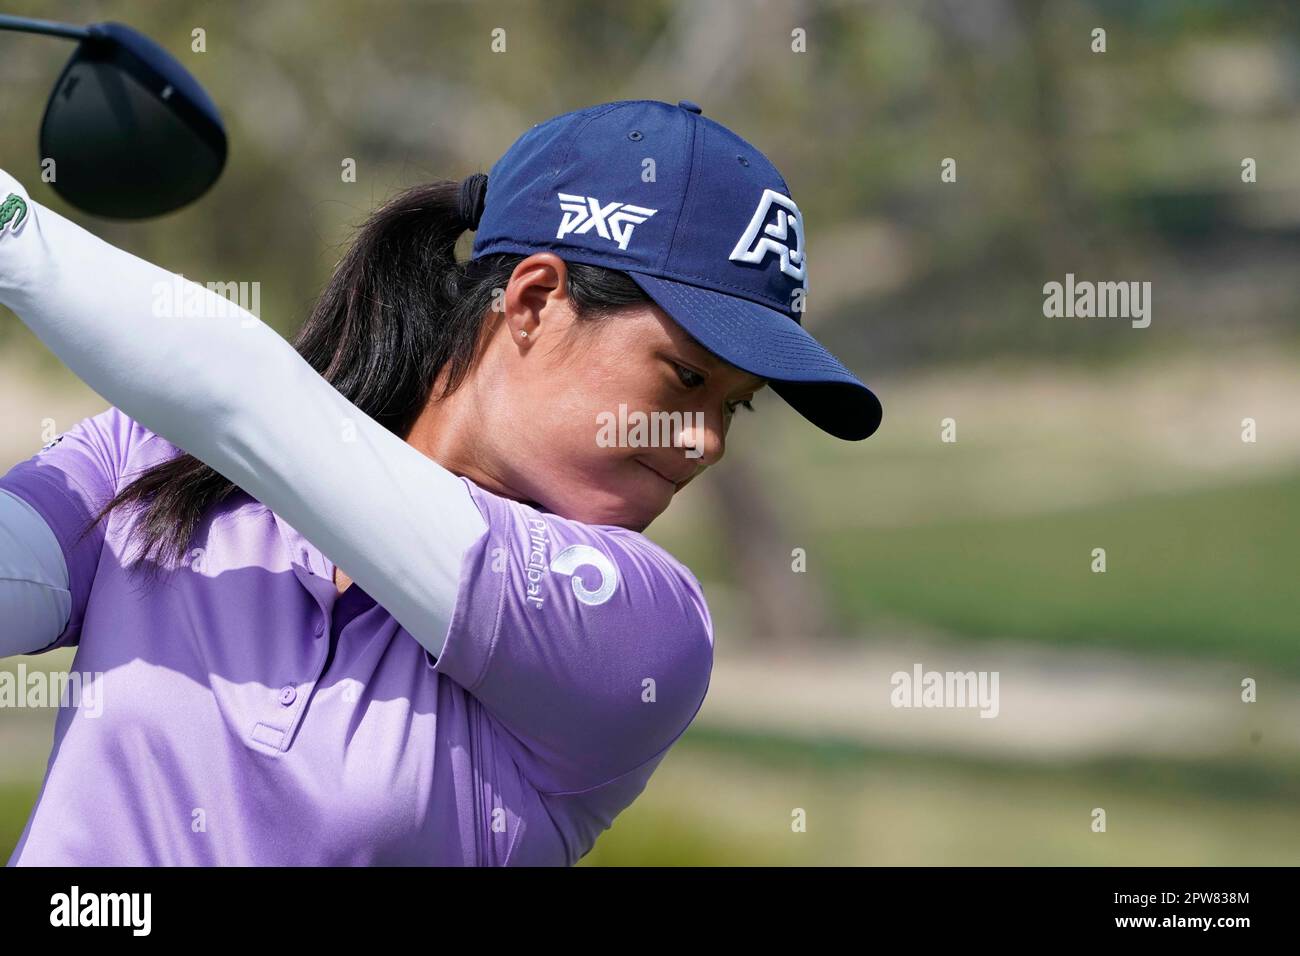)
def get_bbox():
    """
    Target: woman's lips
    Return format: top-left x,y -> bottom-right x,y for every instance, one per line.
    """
637,458 -> 695,492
